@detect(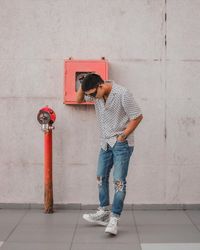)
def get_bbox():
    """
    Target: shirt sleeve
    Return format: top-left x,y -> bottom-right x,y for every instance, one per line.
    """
122,90 -> 142,120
